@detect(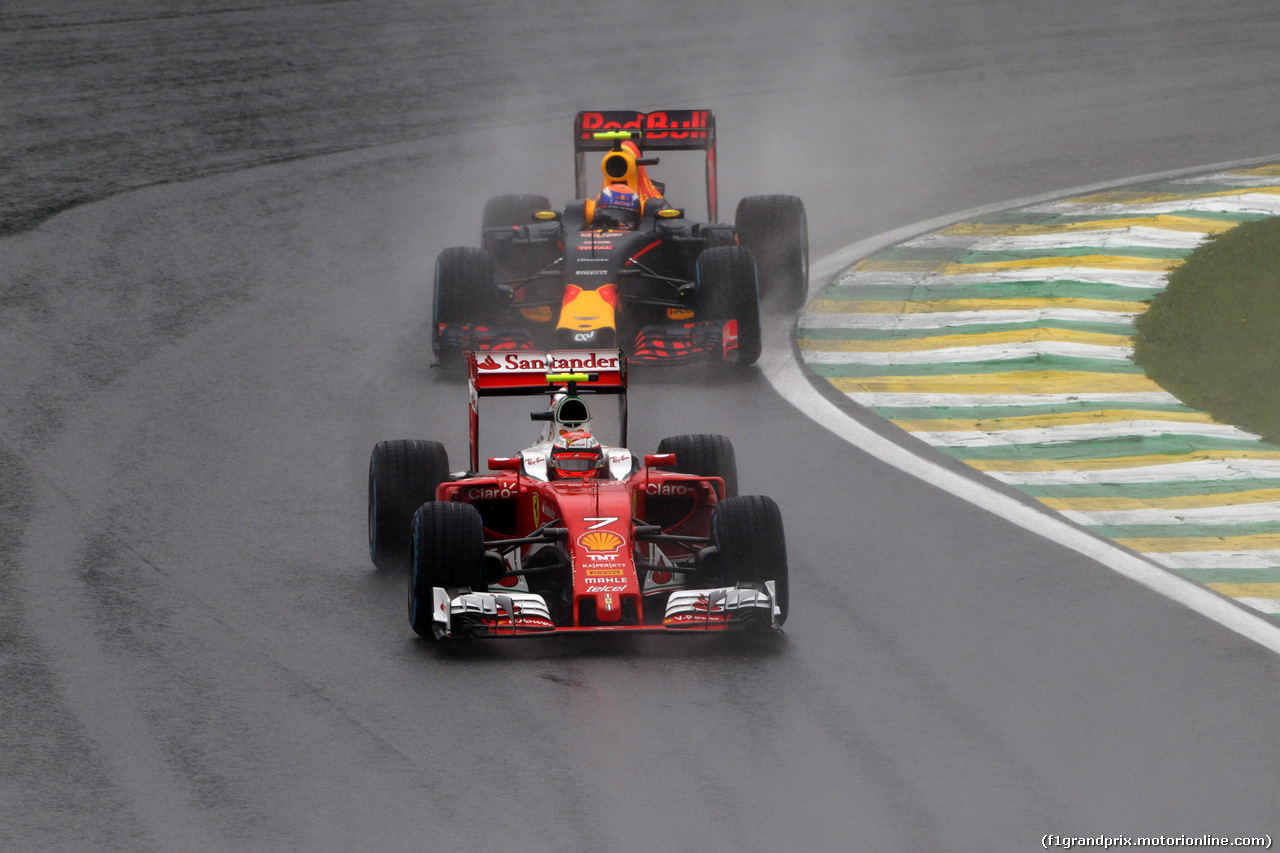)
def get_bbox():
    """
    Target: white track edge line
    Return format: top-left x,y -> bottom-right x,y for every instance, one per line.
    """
761,153 -> 1280,655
